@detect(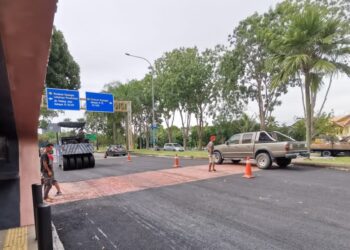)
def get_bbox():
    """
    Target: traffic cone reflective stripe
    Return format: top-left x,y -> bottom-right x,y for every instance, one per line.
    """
173,154 -> 180,168
127,152 -> 132,162
243,157 -> 254,179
